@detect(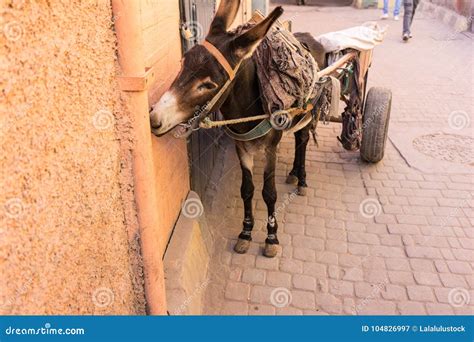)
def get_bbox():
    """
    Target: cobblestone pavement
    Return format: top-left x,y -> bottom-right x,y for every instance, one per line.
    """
202,6 -> 473,315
